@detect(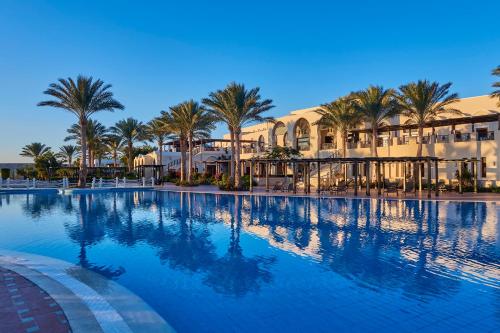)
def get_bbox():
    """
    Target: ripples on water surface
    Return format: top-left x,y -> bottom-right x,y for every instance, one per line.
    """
0,191 -> 498,332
